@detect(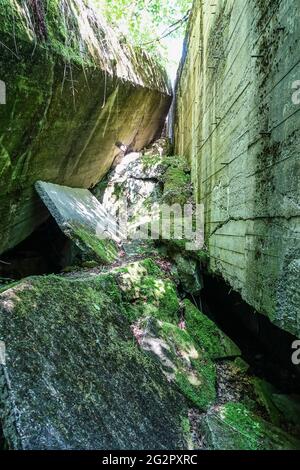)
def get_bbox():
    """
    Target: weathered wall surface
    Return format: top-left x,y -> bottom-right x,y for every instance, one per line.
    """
0,0 -> 171,254
174,0 -> 300,336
